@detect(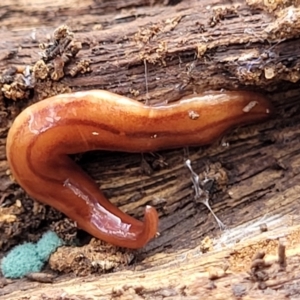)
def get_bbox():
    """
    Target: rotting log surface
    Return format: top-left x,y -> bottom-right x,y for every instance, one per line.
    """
1,0 -> 300,299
